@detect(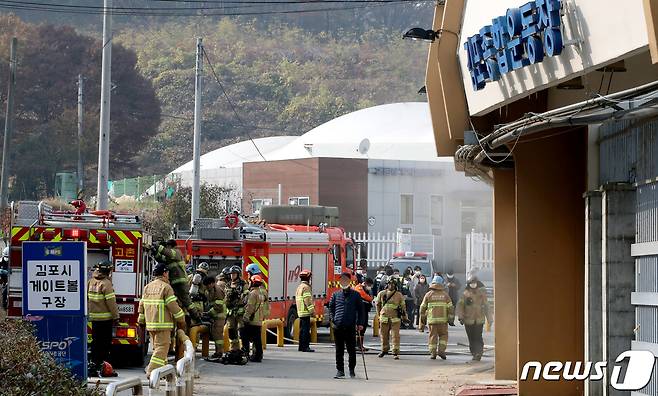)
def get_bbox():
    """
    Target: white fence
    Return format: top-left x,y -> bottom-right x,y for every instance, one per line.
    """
347,232 -> 396,268
465,230 -> 494,278
347,231 -> 437,269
